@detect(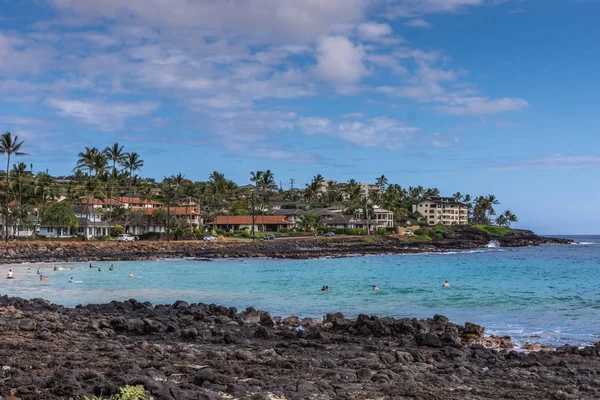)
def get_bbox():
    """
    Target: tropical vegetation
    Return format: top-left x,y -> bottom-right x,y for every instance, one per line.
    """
0,130 -> 518,240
